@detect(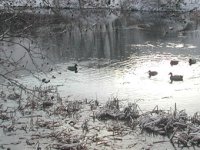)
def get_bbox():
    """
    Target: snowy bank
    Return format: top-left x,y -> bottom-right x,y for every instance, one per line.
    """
1,0 -> 200,11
